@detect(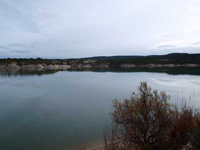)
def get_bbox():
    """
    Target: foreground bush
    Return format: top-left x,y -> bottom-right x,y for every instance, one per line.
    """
104,82 -> 200,150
